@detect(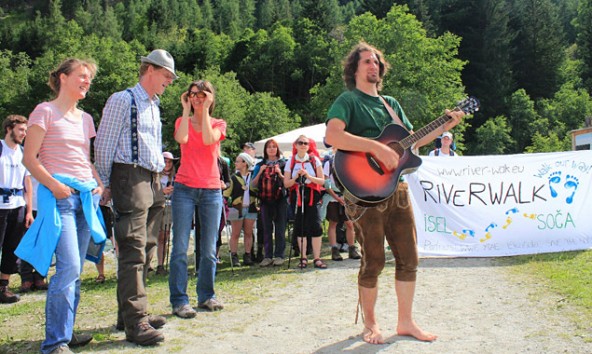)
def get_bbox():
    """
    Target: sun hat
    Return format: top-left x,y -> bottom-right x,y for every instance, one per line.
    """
140,49 -> 179,79
162,151 -> 179,160
237,152 -> 254,169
